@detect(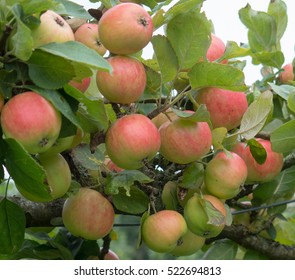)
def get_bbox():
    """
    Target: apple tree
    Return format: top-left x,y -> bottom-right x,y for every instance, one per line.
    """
0,0 -> 294,260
